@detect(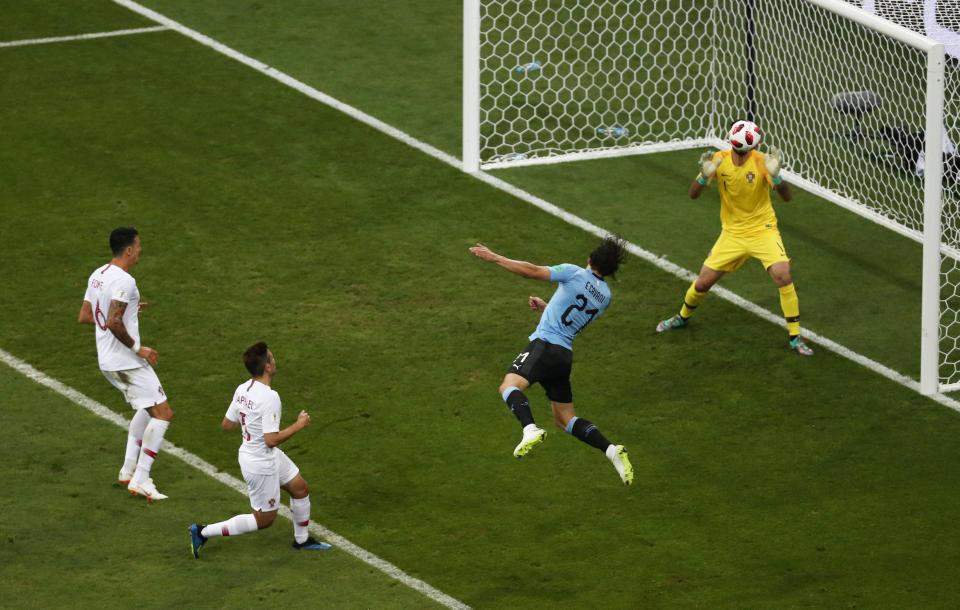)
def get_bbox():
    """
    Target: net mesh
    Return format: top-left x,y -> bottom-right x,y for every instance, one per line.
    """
839,0 -> 960,385
479,1 -> 717,164
478,0 -> 960,387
